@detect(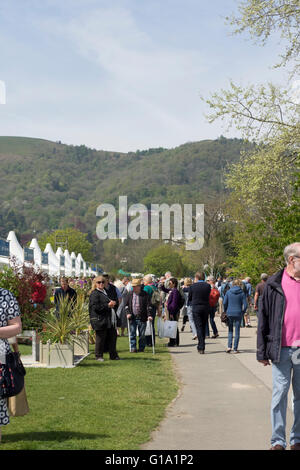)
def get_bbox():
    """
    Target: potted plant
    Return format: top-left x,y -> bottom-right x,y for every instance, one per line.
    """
71,292 -> 90,356
39,295 -> 75,367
